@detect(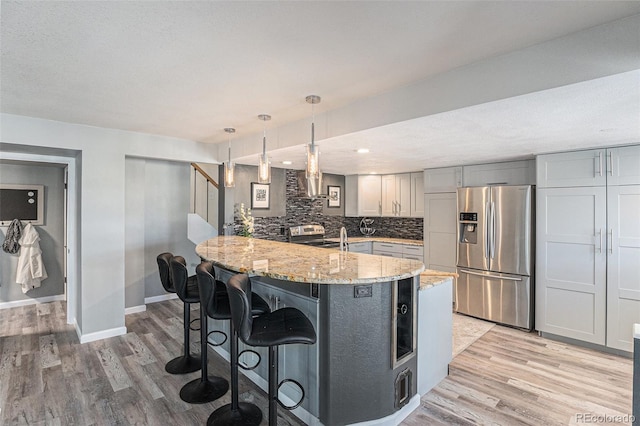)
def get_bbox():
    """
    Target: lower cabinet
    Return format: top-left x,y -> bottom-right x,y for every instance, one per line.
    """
372,242 -> 403,258
348,241 -> 372,254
